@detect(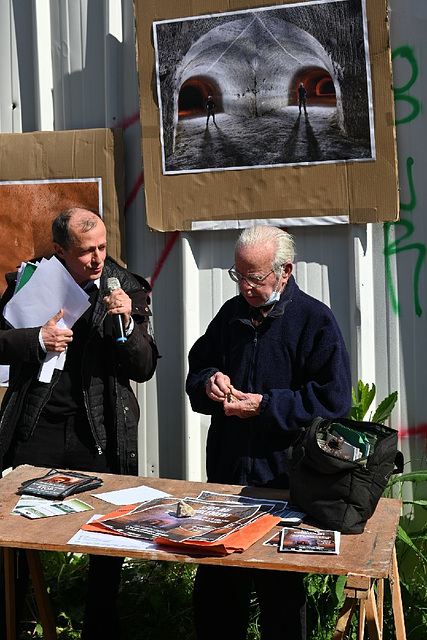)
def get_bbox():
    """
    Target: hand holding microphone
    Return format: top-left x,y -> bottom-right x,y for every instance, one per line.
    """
105,278 -> 131,343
